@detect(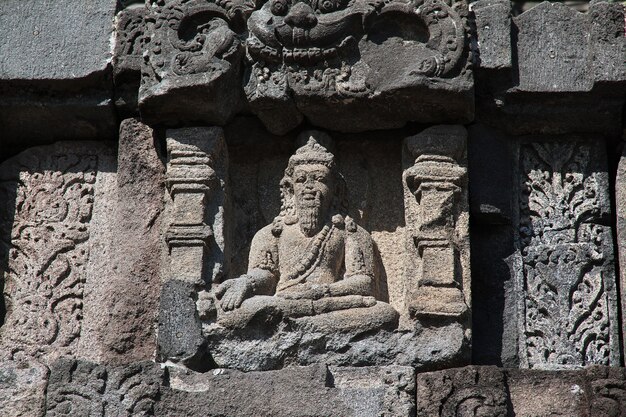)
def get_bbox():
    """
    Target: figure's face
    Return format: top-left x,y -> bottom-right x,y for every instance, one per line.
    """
293,164 -> 334,218
246,0 -> 368,64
